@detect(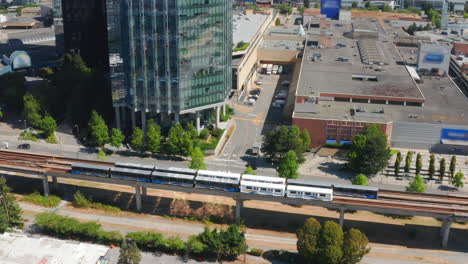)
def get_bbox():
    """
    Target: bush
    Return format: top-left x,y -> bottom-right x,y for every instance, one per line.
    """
162,237 -> 186,254
19,131 -> 38,141
186,236 -> 206,255
248,248 -> 264,256
126,232 -> 165,251
35,213 -> 123,245
72,191 -> 121,213
22,191 -> 61,207
199,128 -> 210,140
72,191 -> 92,208
45,135 -> 58,144
211,128 -> 224,138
